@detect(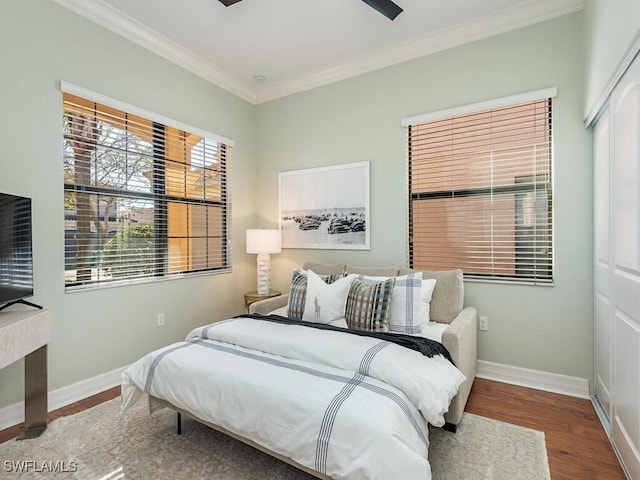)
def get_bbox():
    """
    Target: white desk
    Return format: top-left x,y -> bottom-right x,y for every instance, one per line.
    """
0,309 -> 50,439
